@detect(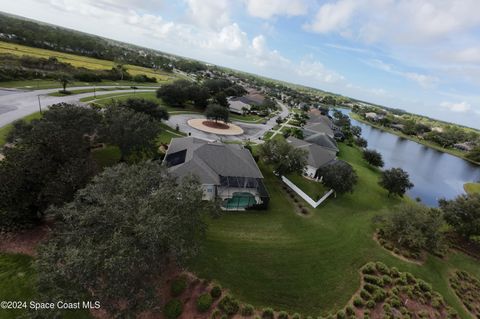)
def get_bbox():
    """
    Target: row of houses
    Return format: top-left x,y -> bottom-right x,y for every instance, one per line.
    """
286,110 -> 341,180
